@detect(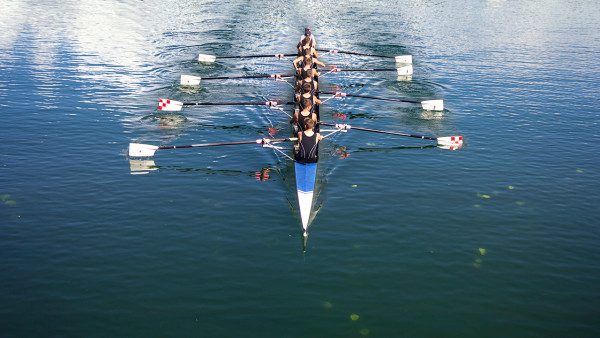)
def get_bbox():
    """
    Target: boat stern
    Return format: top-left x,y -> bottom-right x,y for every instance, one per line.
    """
295,162 -> 317,232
